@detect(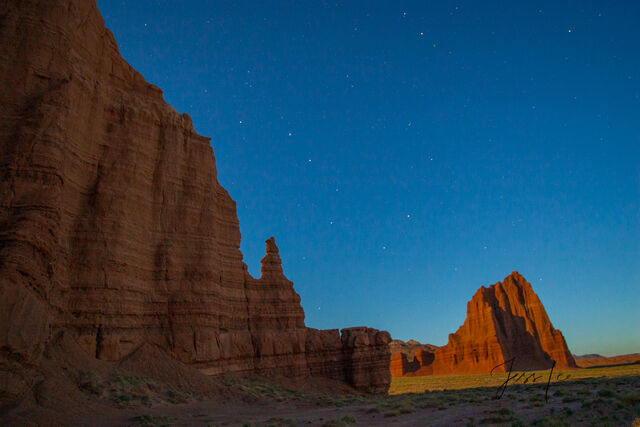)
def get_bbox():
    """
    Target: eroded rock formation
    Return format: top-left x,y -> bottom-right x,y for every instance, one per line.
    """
389,339 -> 437,377
0,0 -> 390,394
392,272 -> 576,376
